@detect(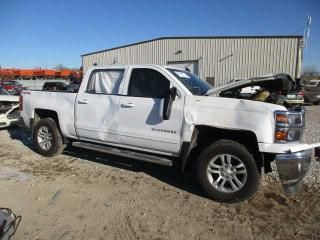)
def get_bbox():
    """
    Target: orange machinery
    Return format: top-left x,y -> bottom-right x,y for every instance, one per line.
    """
0,68 -> 82,80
